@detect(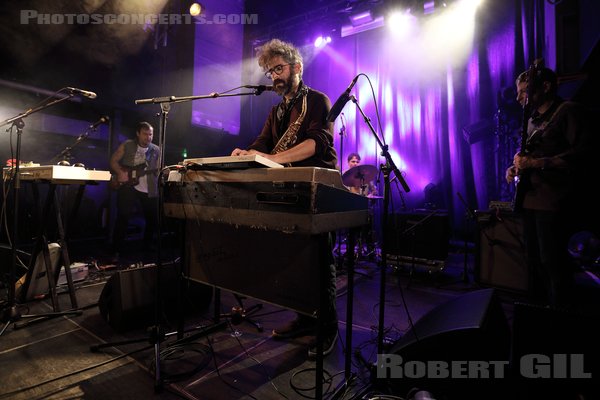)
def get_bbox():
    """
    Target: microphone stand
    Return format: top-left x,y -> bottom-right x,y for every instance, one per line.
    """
336,117 -> 346,269
130,87 -> 265,392
134,88 -> 267,105
49,124 -> 104,164
333,96 -> 410,400
1,94 -> 83,337
338,113 -> 346,172
349,95 -> 410,357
